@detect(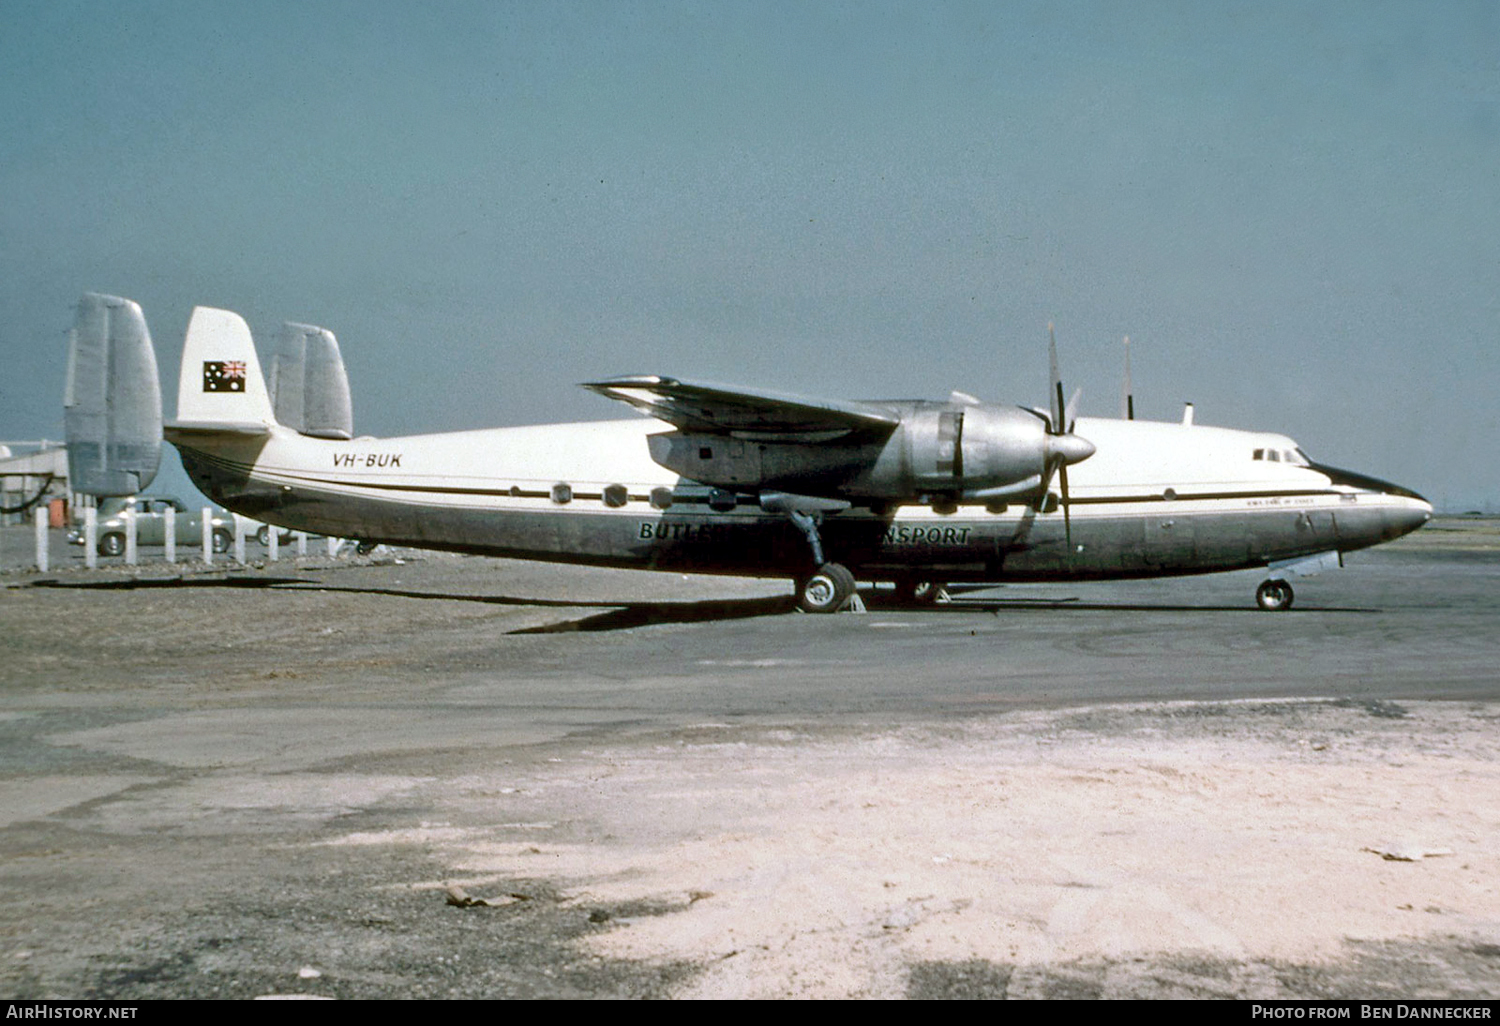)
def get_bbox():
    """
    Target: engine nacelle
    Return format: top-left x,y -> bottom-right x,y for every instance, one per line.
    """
644,402 -> 1091,505
905,404 -> 1049,496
